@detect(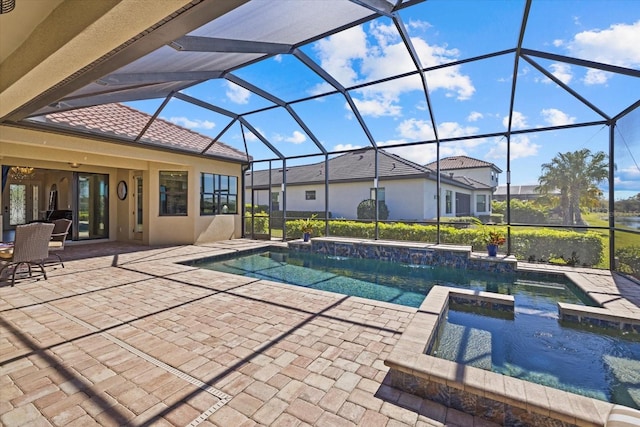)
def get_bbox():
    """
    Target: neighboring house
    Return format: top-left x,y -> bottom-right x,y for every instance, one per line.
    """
493,185 -> 561,202
245,149 -> 498,220
424,155 -> 502,189
2,103 -> 249,245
